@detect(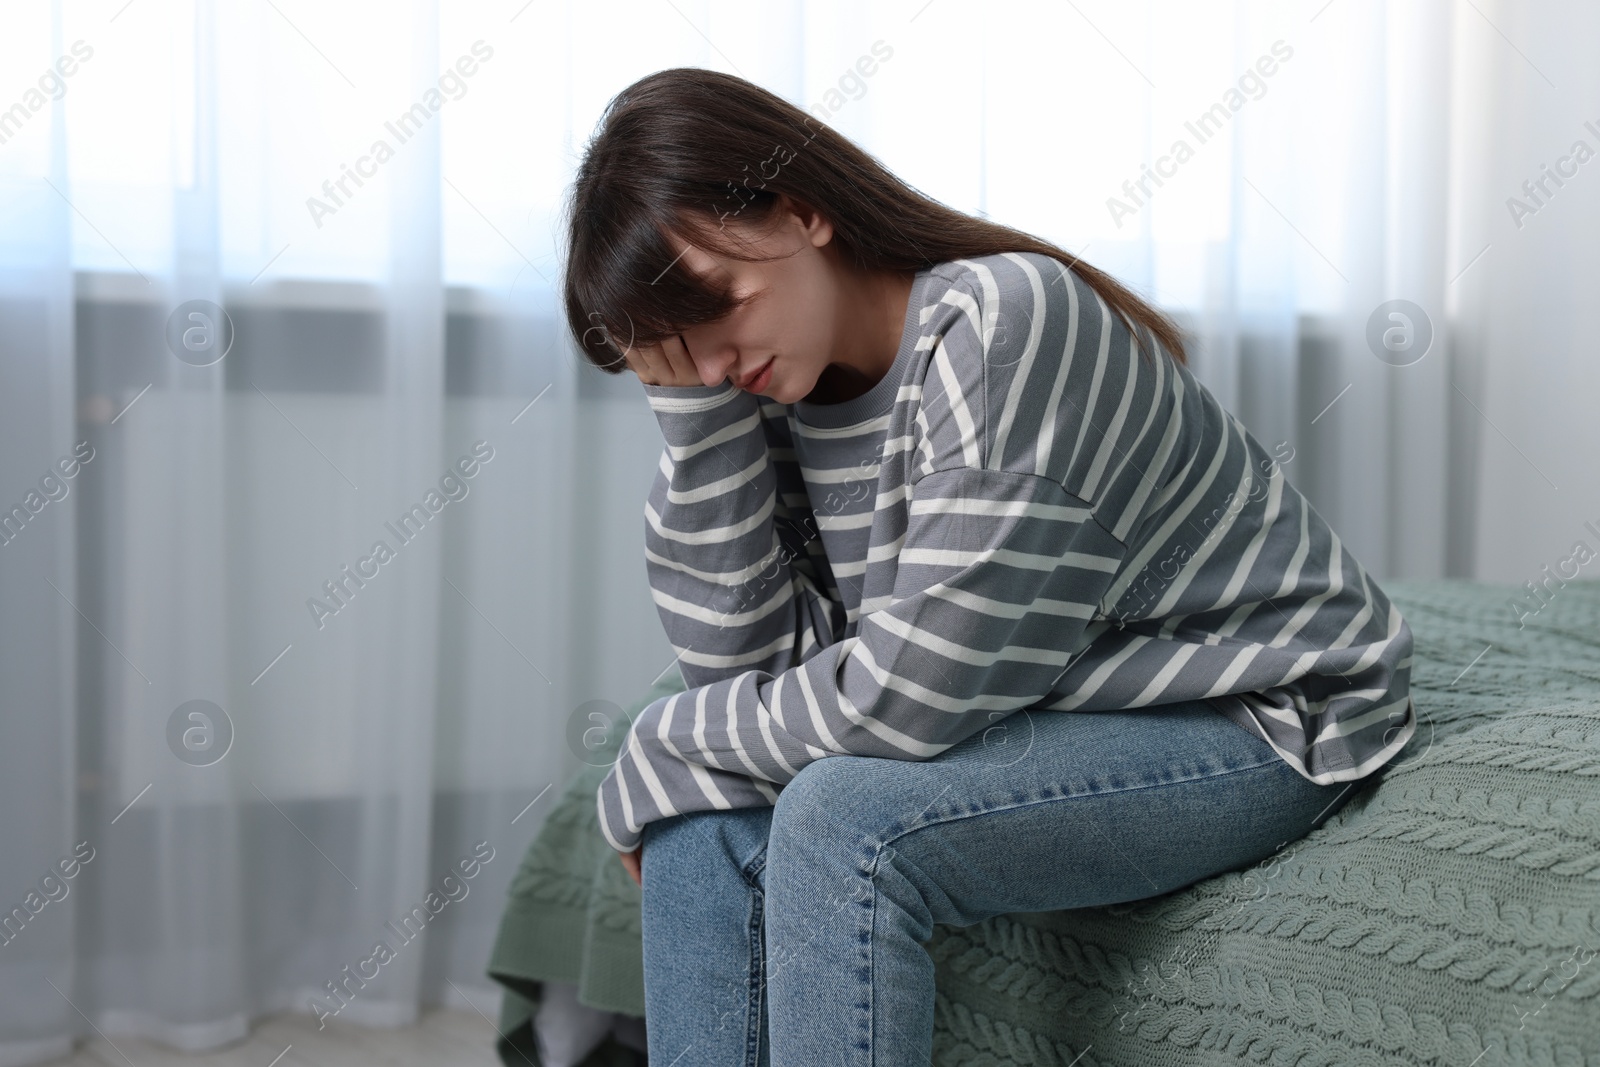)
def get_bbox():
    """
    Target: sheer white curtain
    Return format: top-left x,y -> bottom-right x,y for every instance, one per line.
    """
1,0 -> 1593,1060
1,0 -> 592,1055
